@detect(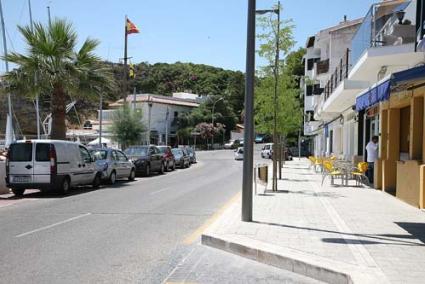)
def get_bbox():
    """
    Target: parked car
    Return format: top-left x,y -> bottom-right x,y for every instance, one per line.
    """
171,148 -> 190,168
255,134 -> 271,143
90,148 -> 136,184
261,143 -> 273,159
157,146 -> 176,171
6,140 -> 101,196
179,145 -> 196,163
224,139 -> 242,149
234,147 -> 244,160
124,145 -> 165,176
